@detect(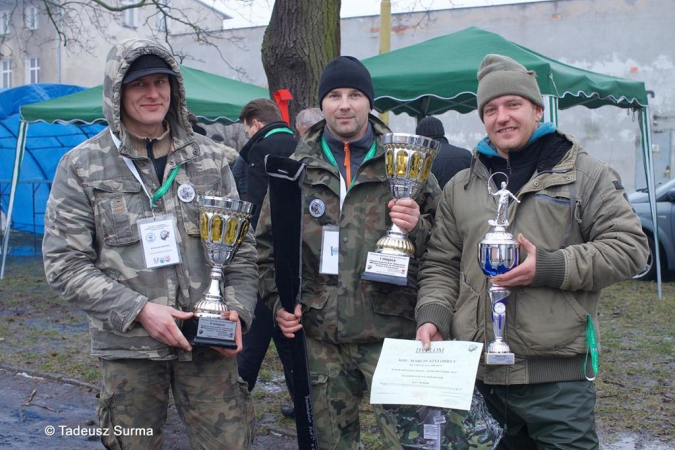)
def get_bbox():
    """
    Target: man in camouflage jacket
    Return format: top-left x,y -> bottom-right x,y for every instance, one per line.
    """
257,56 -> 440,449
42,38 -> 257,449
